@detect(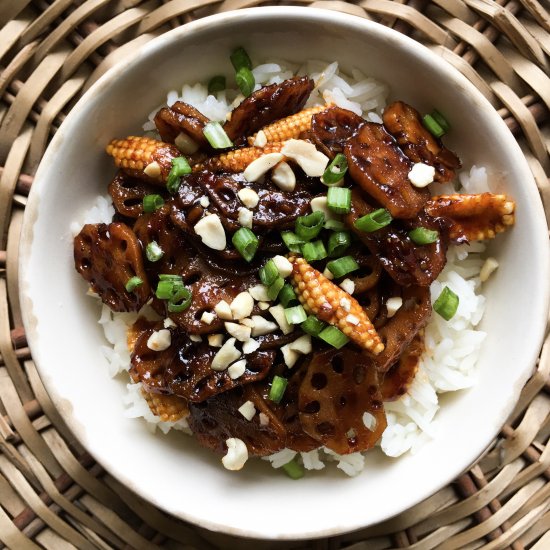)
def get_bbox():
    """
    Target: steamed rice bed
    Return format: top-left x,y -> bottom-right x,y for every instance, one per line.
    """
73,59 -> 491,476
